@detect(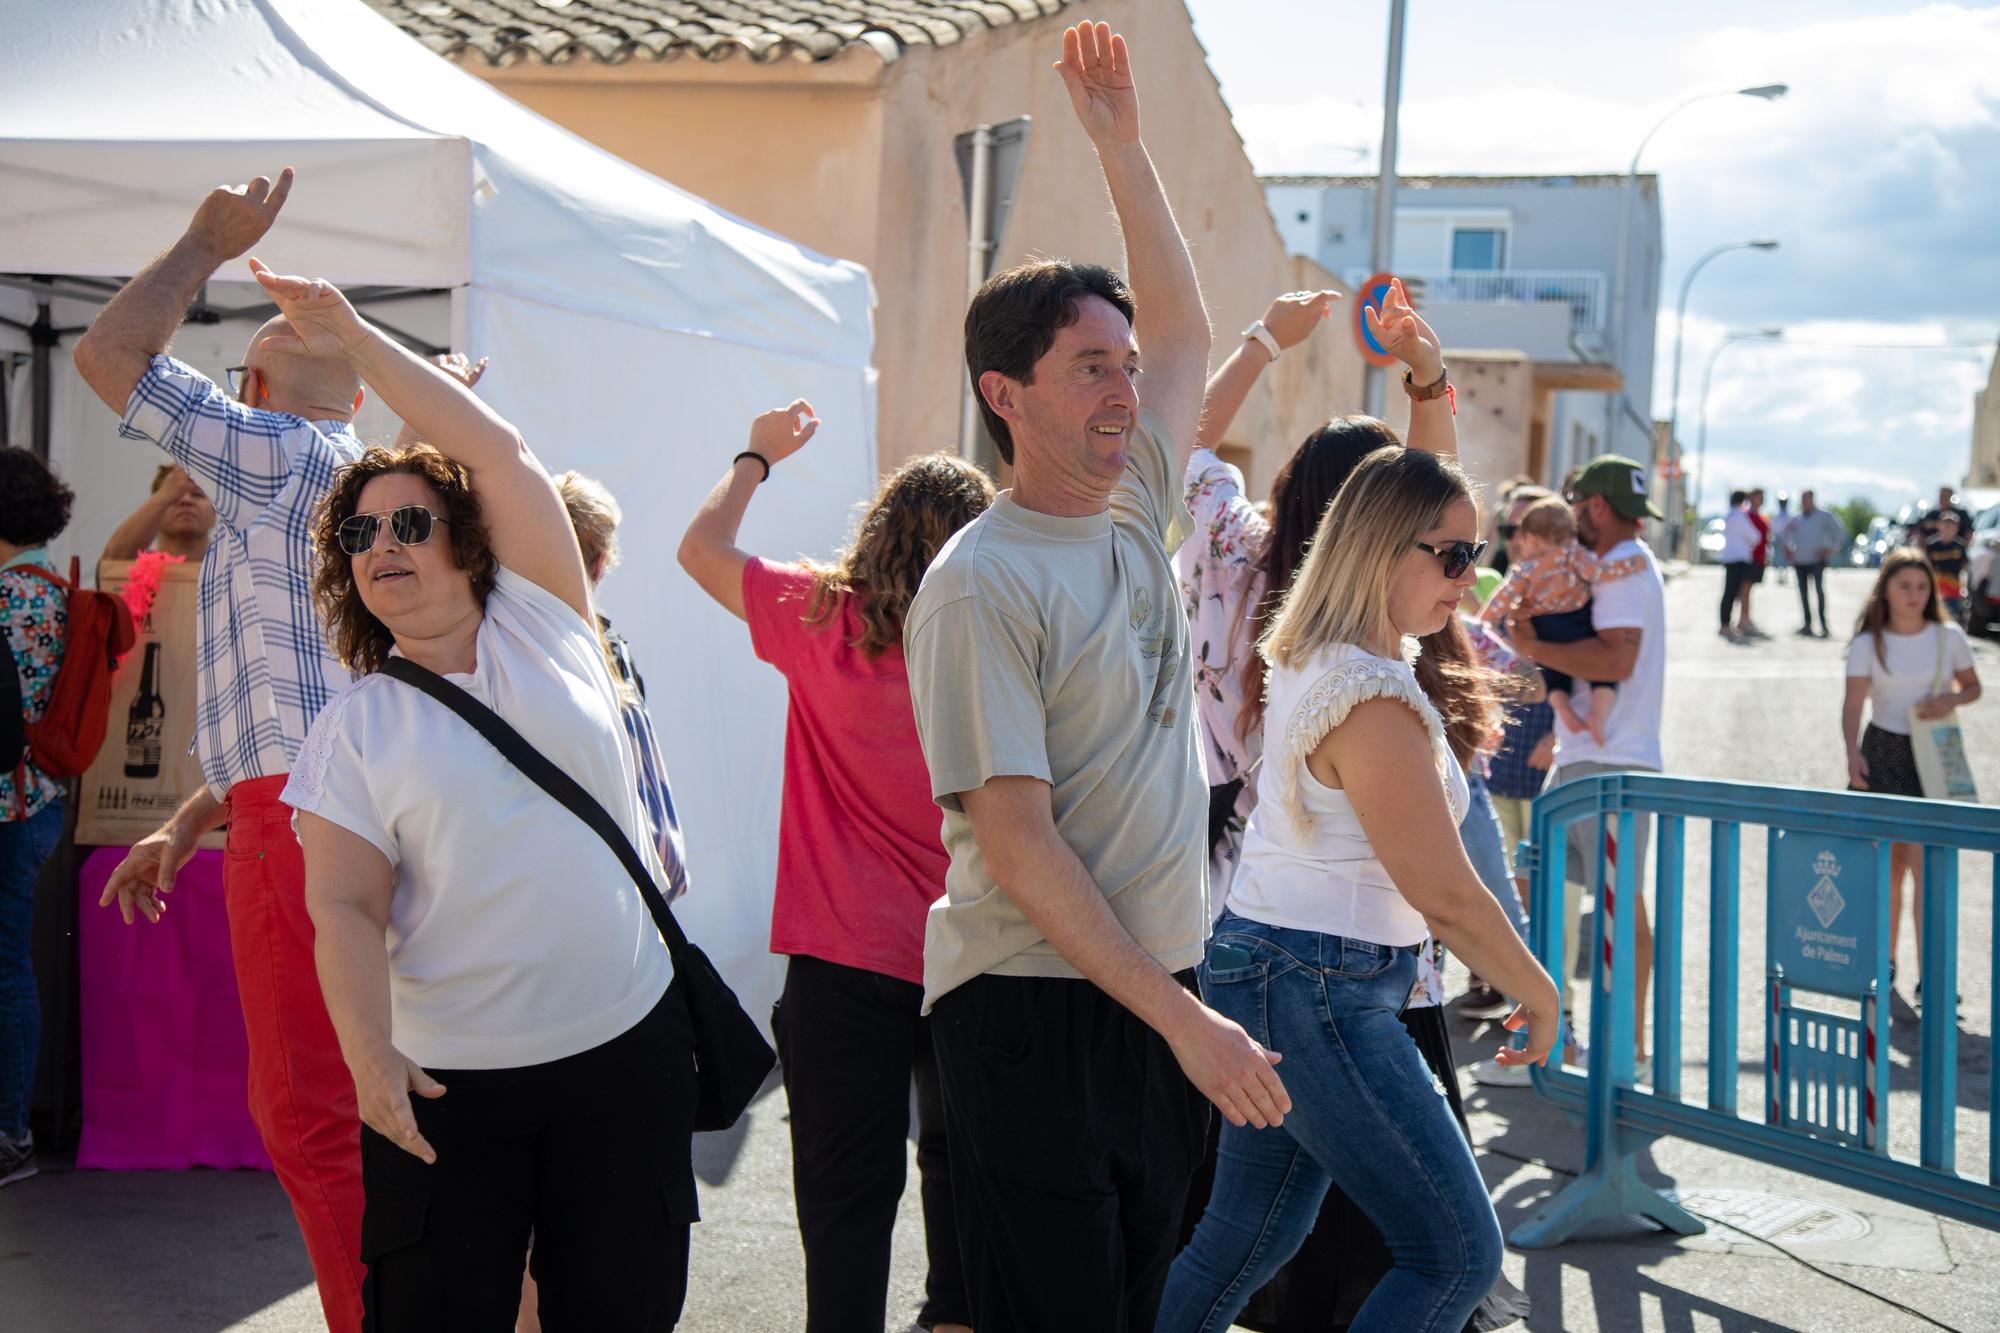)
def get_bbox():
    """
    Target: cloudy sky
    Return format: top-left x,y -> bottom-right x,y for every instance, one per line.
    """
1183,0 -> 2000,515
